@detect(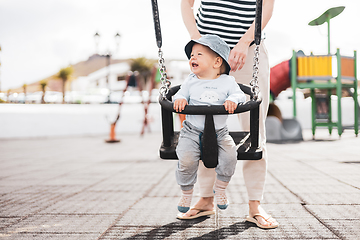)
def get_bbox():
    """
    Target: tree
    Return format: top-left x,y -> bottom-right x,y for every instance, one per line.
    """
130,57 -> 156,90
40,80 -> 47,104
6,89 -> 11,103
130,57 -> 157,135
22,84 -> 27,104
57,66 -> 74,104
